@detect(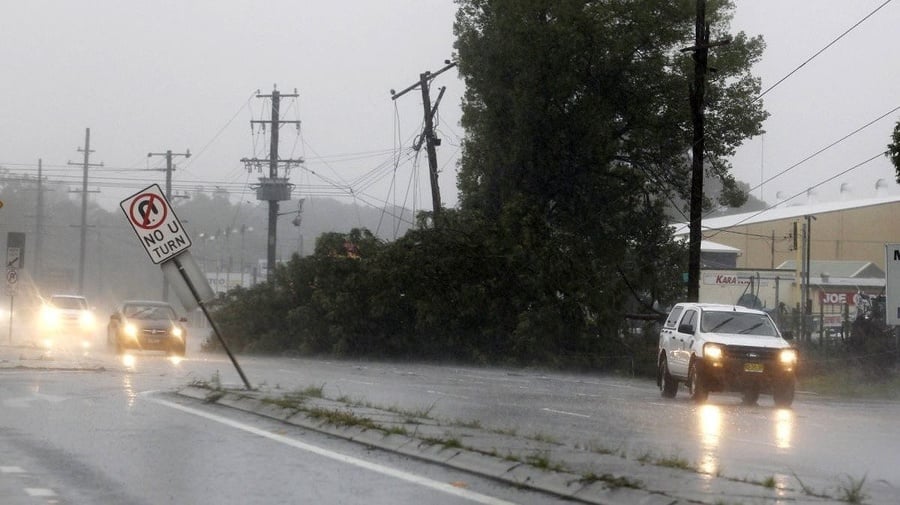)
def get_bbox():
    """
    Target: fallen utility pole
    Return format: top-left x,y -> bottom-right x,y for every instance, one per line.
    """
391,60 -> 456,222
